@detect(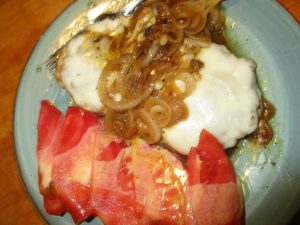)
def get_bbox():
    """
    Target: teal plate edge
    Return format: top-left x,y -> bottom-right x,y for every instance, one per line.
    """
14,1 -> 300,225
